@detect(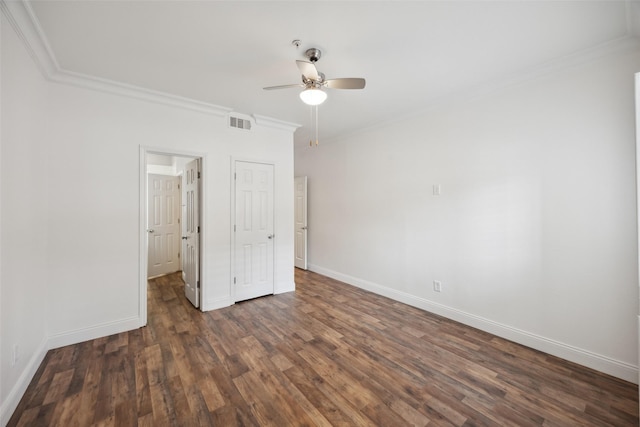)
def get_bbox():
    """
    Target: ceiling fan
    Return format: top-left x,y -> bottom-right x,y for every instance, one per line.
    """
263,48 -> 366,106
